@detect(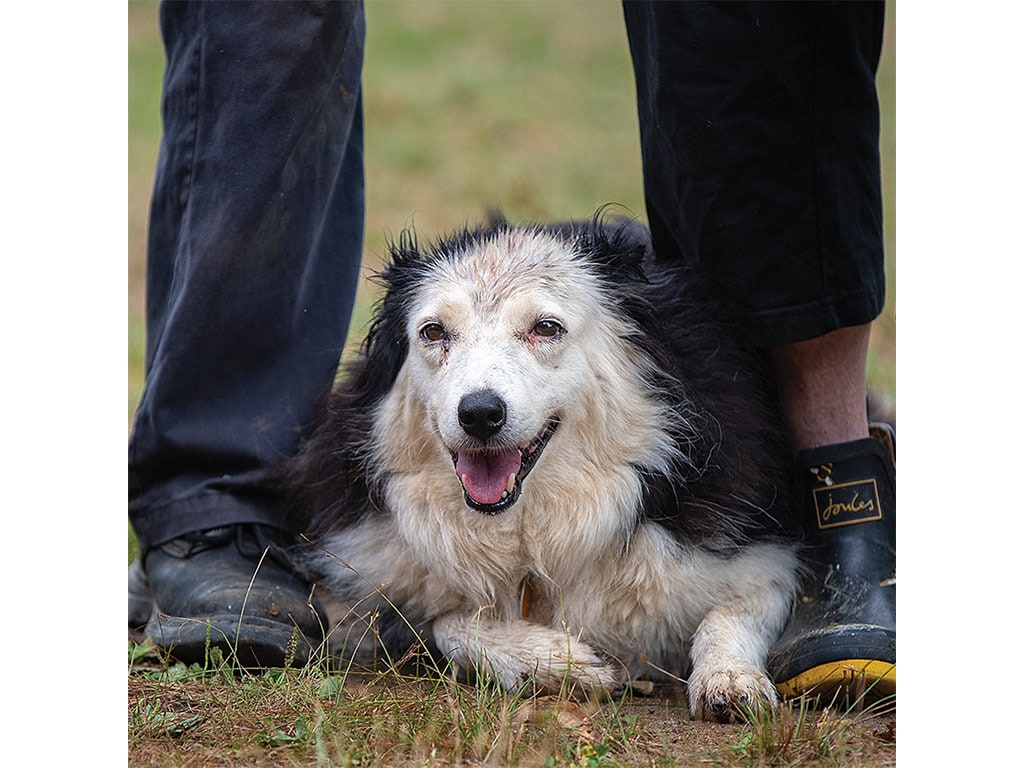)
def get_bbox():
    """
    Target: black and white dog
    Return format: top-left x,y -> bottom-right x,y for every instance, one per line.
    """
287,215 -> 800,721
